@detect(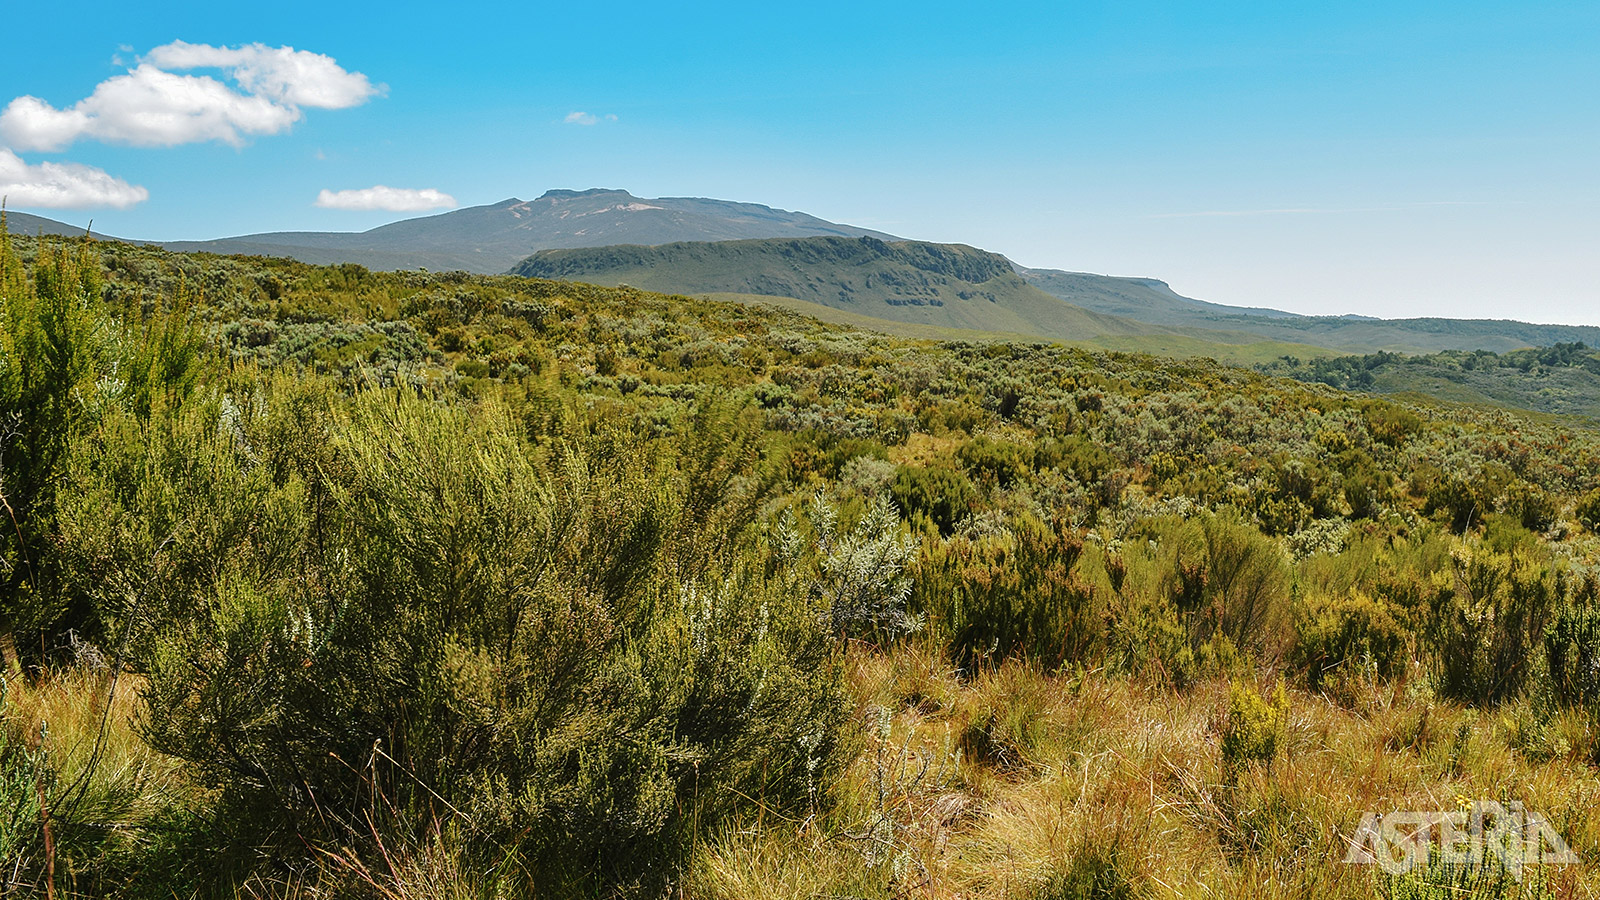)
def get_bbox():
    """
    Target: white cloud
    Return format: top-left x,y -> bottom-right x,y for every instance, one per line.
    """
0,148 -> 148,208
564,111 -> 617,126
0,41 -> 379,152
314,185 -> 456,212
145,41 -> 380,109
